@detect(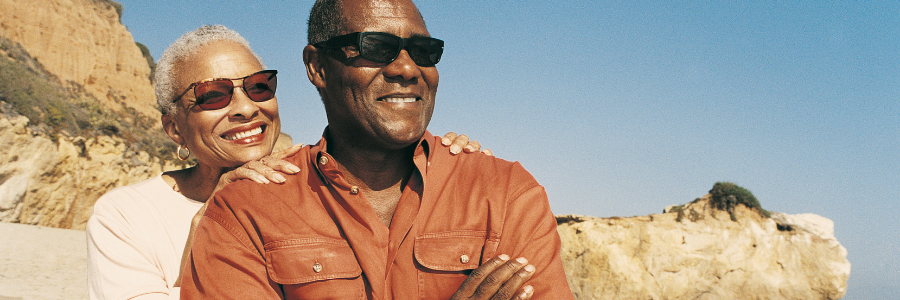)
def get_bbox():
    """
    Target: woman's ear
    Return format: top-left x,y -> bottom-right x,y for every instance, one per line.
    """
303,44 -> 327,89
162,114 -> 184,146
